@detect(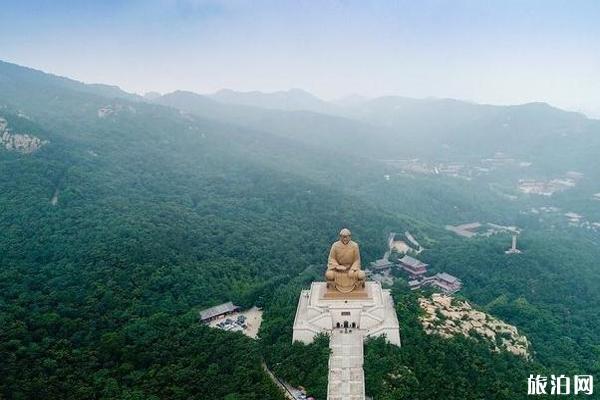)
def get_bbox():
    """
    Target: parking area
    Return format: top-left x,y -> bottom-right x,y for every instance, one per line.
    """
208,306 -> 263,339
